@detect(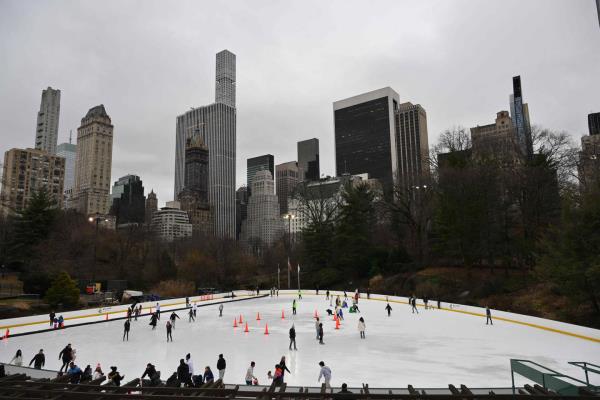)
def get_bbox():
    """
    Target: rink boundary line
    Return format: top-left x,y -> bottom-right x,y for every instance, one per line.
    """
368,297 -> 600,344
0,294 -> 264,333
